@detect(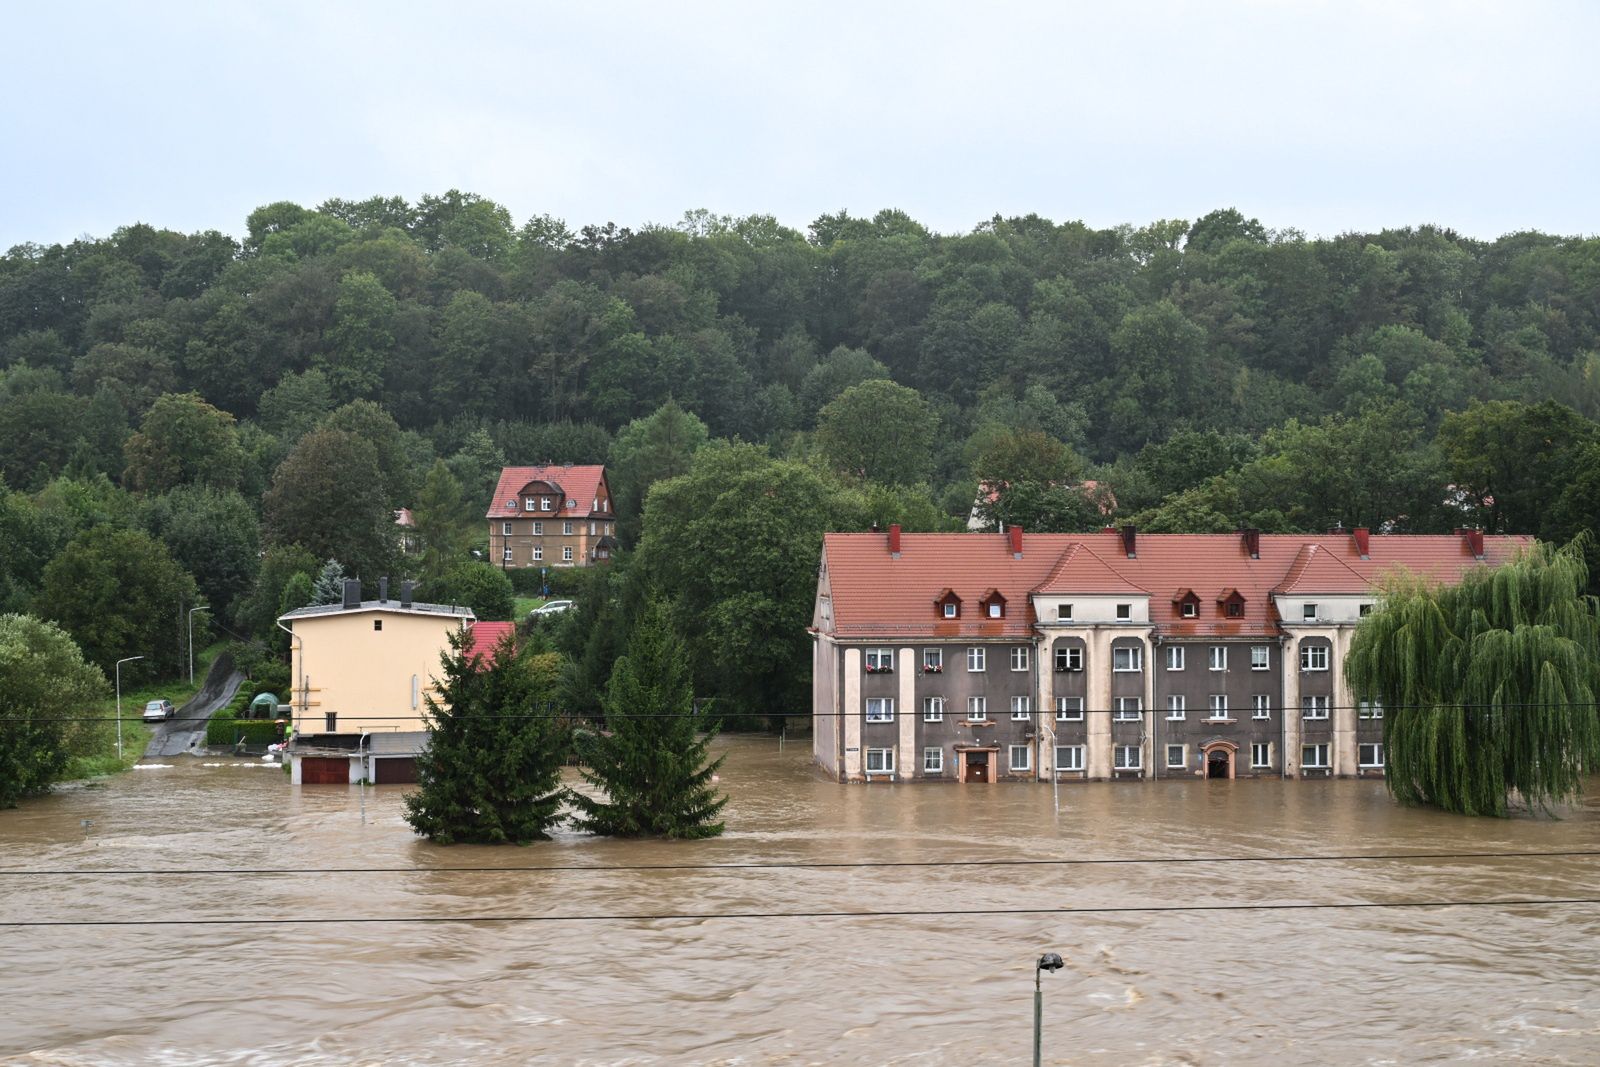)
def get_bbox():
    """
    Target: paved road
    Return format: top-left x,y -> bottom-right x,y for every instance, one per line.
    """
144,654 -> 247,759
